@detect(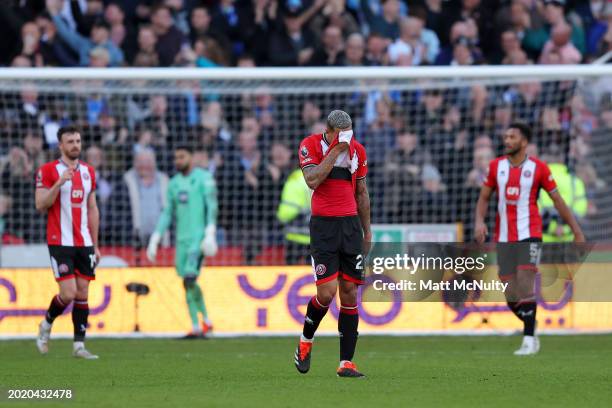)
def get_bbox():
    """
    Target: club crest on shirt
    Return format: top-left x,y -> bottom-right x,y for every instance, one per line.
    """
523,170 -> 532,178
301,146 -> 309,157
315,264 -> 327,276
83,172 -> 90,181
